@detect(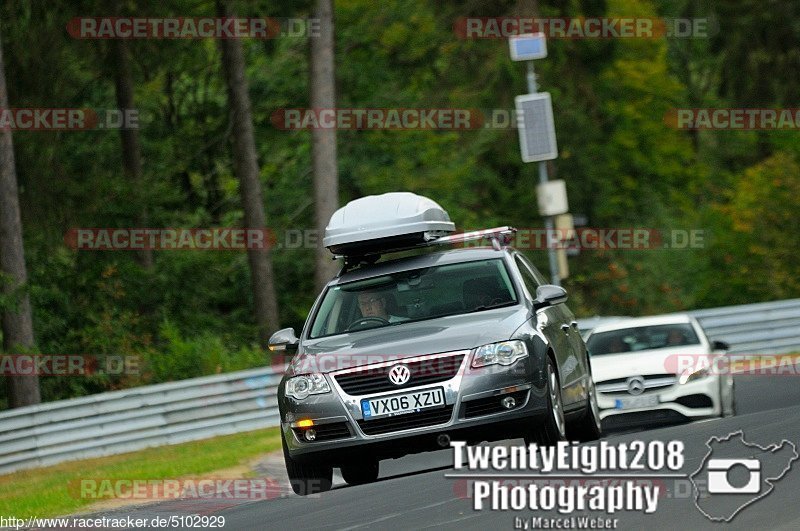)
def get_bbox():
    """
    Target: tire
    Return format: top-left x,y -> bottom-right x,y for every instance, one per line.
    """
282,436 -> 333,496
524,355 -> 567,446
567,377 -> 602,442
341,459 -> 380,486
